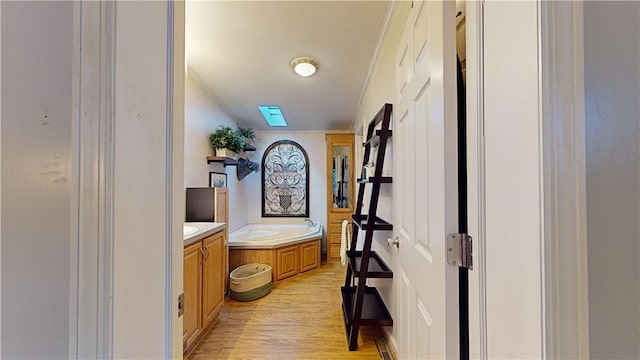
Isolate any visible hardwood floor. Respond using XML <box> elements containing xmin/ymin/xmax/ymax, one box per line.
<box><xmin>189</xmin><ymin>261</ymin><xmax>385</xmax><ymax>359</ymax></box>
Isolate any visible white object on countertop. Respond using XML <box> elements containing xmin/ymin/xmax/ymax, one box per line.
<box><xmin>340</xmin><ymin>220</ymin><xmax>349</xmax><ymax>265</ymax></box>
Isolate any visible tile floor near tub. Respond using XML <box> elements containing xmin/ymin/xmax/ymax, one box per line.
<box><xmin>189</xmin><ymin>260</ymin><xmax>386</xmax><ymax>360</ymax></box>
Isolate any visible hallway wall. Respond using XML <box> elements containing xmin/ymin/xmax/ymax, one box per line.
<box><xmin>351</xmin><ymin>1</ymin><xmax>410</xmax><ymax>349</ymax></box>
<box><xmin>0</xmin><ymin>2</ymin><xmax>73</xmax><ymax>357</ymax></box>
<box><xmin>584</xmin><ymin>2</ymin><xmax>640</xmax><ymax>358</ymax></box>
<box><xmin>184</xmin><ymin>73</ymin><xmax>248</xmax><ymax>232</ymax></box>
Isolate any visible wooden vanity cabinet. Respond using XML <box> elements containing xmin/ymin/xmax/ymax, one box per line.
<box><xmin>183</xmin><ymin>229</ymin><xmax>226</xmax><ymax>355</ymax></box>
<box><xmin>183</xmin><ymin>242</ymin><xmax>202</xmax><ymax>350</ymax></box>
<box><xmin>201</xmin><ymin>231</ymin><xmax>225</xmax><ymax>326</ymax></box>
<box><xmin>326</xmin><ymin>133</ymin><xmax>355</xmax><ymax>262</ymax></box>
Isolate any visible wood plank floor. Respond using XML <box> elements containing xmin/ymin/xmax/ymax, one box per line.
<box><xmin>188</xmin><ymin>261</ymin><xmax>384</xmax><ymax>360</ymax></box>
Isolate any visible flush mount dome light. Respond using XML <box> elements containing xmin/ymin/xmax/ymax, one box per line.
<box><xmin>291</xmin><ymin>56</ymin><xmax>318</xmax><ymax>77</ymax></box>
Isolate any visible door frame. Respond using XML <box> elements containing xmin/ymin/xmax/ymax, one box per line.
<box><xmin>70</xmin><ymin>2</ymin><xmax>185</xmax><ymax>358</ymax></box>
<box><xmin>539</xmin><ymin>2</ymin><xmax>589</xmax><ymax>358</ymax></box>
<box><xmin>466</xmin><ymin>1</ymin><xmax>589</xmax><ymax>358</ymax></box>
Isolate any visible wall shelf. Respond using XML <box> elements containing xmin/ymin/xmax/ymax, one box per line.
<box><xmin>207</xmin><ymin>145</ymin><xmax>255</xmax><ymax>167</ymax></box>
<box><xmin>341</xmin><ymin>286</ymin><xmax>393</xmax><ymax>327</ymax></box>
<box><xmin>206</xmin><ymin>156</ymin><xmax>238</xmax><ymax>166</ymax></box>
<box><xmin>347</xmin><ymin>250</ymin><xmax>393</xmax><ymax>278</ymax></box>
<box><xmin>351</xmin><ymin>214</ymin><xmax>393</xmax><ymax>231</ymax></box>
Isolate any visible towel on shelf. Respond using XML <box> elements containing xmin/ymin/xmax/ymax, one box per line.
<box><xmin>340</xmin><ymin>219</ymin><xmax>349</xmax><ymax>265</ymax></box>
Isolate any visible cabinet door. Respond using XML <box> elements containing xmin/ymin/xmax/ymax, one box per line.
<box><xmin>202</xmin><ymin>231</ymin><xmax>225</xmax><ymax>327</ymax></box>
<box><xmin>276</xmin><ymin>245</ymin><xmax>300</xmax><ymax>281</ymax></box>
<box><xmin>183</xmin><ymin>242</ymin><xmax>202</xmax><ymax>349</ymax></box>
<box><xmin>300</xmin><ymin>240</ymin><xmax>319</xmax><ymax>272</ymax></box>
<box><xmin>214</xmin><ymin>188</ymin><xmax>230</xmax><ymax>292</ymax></box>
<box><xmin>326</xmin><ymin>133</ymin><xmax>355</xmax><ymax>262</ymax></box>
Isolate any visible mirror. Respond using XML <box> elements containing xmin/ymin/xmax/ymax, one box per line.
<box><xmin>331</xmin><ymin>145</ymin><xmax>350</xmax><ymax>208</ymax></box>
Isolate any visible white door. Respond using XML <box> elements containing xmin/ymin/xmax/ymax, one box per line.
<box><xmin>394</xmin><ymin>1</ymin><xmax>459</xmax><ymax>358</ymax></box>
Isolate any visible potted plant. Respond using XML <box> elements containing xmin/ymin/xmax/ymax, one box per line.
<box><xmin>209</xmin><ymin>125</ymin><xmax>245</xmax><ymax>159</ymax></box>
<box><xmin>236</xmin><ymin>126</ymin><xmax>256</xmax><ymax>145</ymax></box>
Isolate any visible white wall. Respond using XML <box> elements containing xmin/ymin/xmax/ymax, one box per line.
<box><xmin>350</xmin><ymin>1</ymin><xmax>410</xmax><ymax>349</ymax></box>
<box><xmin>1</xmin><ymin>2</ymin><xmax>72</xmax><ymax>358</ymax></box>
<box><xmin>584</xmin><ymin>2</ymin><xmax>640</xmax><ymax>358</ymax></box>
<box><xmin>245</xmin><ymin>131</ymin><xmax>327</xmax><ymax>247</ymax></box>
<box><xmin>184</xmin><ymin>73</ymin><xmax>248</xmax><ymax>232</ymax></box>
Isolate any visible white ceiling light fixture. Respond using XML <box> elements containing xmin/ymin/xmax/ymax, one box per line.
<box><xmin>291</xmin><ymin>56</ymin><xmax>318</xmax><ymax>77</ymax></box>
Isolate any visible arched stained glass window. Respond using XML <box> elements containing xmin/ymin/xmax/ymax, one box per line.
<box><xmin>261</xmin><ymin>140</ymin><xmax>309</xmax><ymax>217</ymax></box>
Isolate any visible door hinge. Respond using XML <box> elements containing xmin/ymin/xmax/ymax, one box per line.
<box><xmin>447</xmin><ymin>233</ymin><xmax>473</xmax><ymax>270</ymax></box>
<box><xmin>177</xmin><ymin>293</ymin><xmax>184</xmax><ymax>317</ymax></box>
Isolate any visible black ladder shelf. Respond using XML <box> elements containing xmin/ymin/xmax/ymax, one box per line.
<box><xmin>342</xmin><ymin>103</ymin><xmax>394</xmax><ymax>351</ymax></box>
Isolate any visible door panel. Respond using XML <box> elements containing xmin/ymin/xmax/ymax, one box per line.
<box><xmin>413</xmin><ymin>0</ymin><xmax>428</xmax><ymax>66</ymax></box>
<box><xmin>183</xmin><ymin>243</ymin><xmax>202</xmax><ymax>349</ymax></box>
<box><xmin>202</xmin><ymin>232</ymin><xmax>224</xmax><ymax>327</ymax></box>
<box><xmin>398</xmin><ymin>269</ymin><xmax>412</xmax><ymax>357</ymax></box>
<box><xmin>394</xmin><ymin>1</ymin><xmax>457</xmax><ymax>358</ymax></box>
<box><xmin>416</xmin><ymin>297</ymin><xmax>433</xmax><ymax>358</ymax></box>
<box><xmin>415</xmin><ymin>84</ymin><xmax>432</xmax><ymax>259</ymax></box>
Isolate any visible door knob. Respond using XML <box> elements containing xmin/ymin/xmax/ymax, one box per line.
<box><xmin>386</xmin><ymin>236</ymin><xmax>400</xmax><ymax>248</ymax></box>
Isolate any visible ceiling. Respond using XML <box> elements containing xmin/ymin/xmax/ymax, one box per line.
<box><xmin>185</xmin><ymin>1</ymin><xmax>391</xmax><ymax>131</ymax></box>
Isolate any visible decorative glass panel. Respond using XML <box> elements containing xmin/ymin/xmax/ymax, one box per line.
<box><xmin>262</xmin><ymin>140</ymin><xmax>309</xmax><ymax>217</ymax></box>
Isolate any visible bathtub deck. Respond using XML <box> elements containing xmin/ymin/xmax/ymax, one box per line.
<box><xmin>188</xmin><ymin>260</ymin><xmax>387</xmax><ymax>360</ymax></box>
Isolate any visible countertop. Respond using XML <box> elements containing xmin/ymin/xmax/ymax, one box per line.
<box><xmin>183</xmin><ymin>222</ymin><xmax>226</xmax><ymax>247</ymax></box>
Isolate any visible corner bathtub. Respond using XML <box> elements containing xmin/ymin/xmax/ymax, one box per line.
<box><xmin>229</xmin><ymin>223</ymin><xmax>323</xmax><ymax>282</ymax></box>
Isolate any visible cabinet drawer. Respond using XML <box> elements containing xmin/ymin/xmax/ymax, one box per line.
<box><xmin>327</xmin><ymin>232</ymin><xmax>342</xmax><ymax>244</ymax></box>
<box><xmin>327</xmin><ymin>243</ymin><xmax>342</xmax><ymax>261</ymax></box>
<box><xmin>328</xmin><ymin>222</ymin><xmax>343</xmax><ymax>236</ymax></box>
<box><xmin>328</xmin><ymin>212</ymin><xmax>351</xmax><ymax>224</ymax></box>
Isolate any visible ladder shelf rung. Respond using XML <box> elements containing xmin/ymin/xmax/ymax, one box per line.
<box><xmin>347</xmin><ymin>250</ymin><xmax>393</xmax><ymax>278</ymax></box>
<box><xmin>363</xmin><ymin>130</ymin><xmax>393</xmax><ymax>148</ymax></box>
<box><xmin>357</xmin><ymin>176</ymin><xmax>392</xmax><ymax>184</ymax></box>
<box><xmin>341</xmin><ymin>286</ymin><xmax>393</xmax><ymax>327</ymax></box>
<box><xmin>351</xmin><ymin>214</ymin><xmax>393</xmax><ymax>231</ymax></box>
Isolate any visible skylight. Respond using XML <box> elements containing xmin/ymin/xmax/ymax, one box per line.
<box><xmin>258</xmin><ymin>105</ymin><xmax>287</xmax><ymax>127</ymax></box>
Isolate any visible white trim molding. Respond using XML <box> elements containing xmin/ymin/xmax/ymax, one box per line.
<box><xmin>465</xmin><ymin>1</ymin><xmax>488</xmax><ymax>358</ymax></box>
<box><xmin>70</xmin><ymin>1</ymin><xmax>116</xmax><ymax>358</ymax></box>
<box><xmin>167</xmin><ymin>1</ymin><xmax>186</xmax><ymax>359</ymax></box>
<box><xmin>540</xmin><ymin>1</ymin><xmax>590</xmax><ymax>359</ymax></box>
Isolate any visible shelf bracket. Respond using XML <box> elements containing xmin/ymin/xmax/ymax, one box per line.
<box><xmin>447</xmin><ymin>233</ymin><xmax>473</xmax><ymax>270</ymax></box>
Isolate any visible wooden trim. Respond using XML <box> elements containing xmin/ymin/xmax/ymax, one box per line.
<box><xmin>214</xmin><ymin>187</ymin><xmax>228</xmax><ymax>223</ymax></box>
<box><xmin>540</xmin><ymin>2</ymin><xmax>589</xmax><ymax>358</ymax></box>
